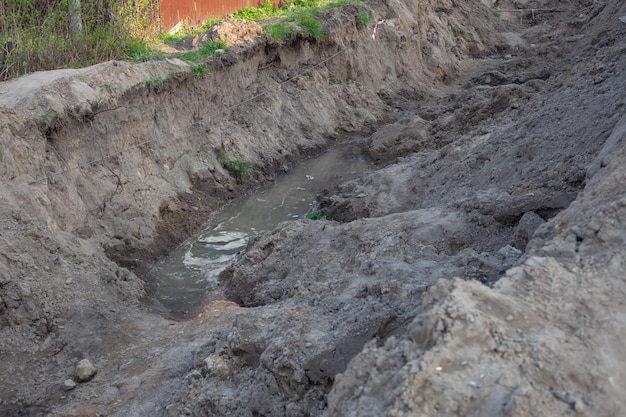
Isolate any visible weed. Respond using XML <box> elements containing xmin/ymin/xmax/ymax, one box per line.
<box><xmin>356</xmin><ymin>12</ymin><xmax>370</xmax><ymax>30</ymax></box>
<box><xmin>40</xmin><ymin>112</ymin><xmax>58</xmax><ymax>120</ymax></box>
<box><xmin>173</xmin><ymin>40</ymin><xmax>227</xmax><ymax>62</ymax></box>
<box><xmin>1</xmin><ymin>0</ymin><xmax>160</xmax><ymax>80</ymax></box>
<box><xmin>265</xmin><ymin>22</ymin><xmax>297</xmax><ymax>41</ymax></box>
<box><xmin>228</xmin><ymin>159</ymin><xmax>249</xmax><ymax>176</ymax></box>
<box><xmin>307</xmin><ymin>210</ymin><xmax>326</xmax><ymax>220</ymax></box>
<box><xmin>125</xmin><ymin>38</ymin><xmax>162</xmax><ymax>62</ymax></box>
<box><xmin>218</xmin><ymin>148</ymin><xmax>250</xmax><ymax>182</ymax></box>
<box><xmin>491</xmin><ymin>10</ymin><xmax>501</xmax><ymax>18</ymax></box>
<box><xmin>264</xmin><ymin>10</ymin><xmax>323</xmax><ymax>41</ymax></box>
<box><xmin>296</xmin><ymin>13</ymin><xmax>323</xmax><ymax>40</ymax></box>
<box><xmin>190</xmin><ymin>63</ymin><xmax>208</xmax><ymax>78</ymax></box>
<box><xmin>141</xmin><ymin>76</ymin><xmax>165</xmax><ymax>87</ymax></box>
<box><xmin>234</xmin><ymin>0</ymin><xmax>280</xmax><ymax>21</ymax></box>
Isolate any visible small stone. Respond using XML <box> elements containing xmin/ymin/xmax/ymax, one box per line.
<box><xmin>63</xmin><ymin>379</ymin><xmax>77</xmax><ymax>391</ymax></box>
<box><xmin>506</xmin><ymin>315</ymin><xmax>514</xmax><ymax>321</ymax></box>
<box><xmin>573</xmin><ymin>399</ymin><xmax>585</xmax><ymax>413</ymax></box>
<box><xmin>76</xmin><ymin>359</ymin><xmax>97</xmax><ymax>381</ymax></box>
<box><xmin>185</xmin><ymin>370</ymin><xmax>203</xmax><ymax>381</ymax></box>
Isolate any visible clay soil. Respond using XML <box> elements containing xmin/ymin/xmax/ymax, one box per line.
<box><xmin>0</xmin><ymin>0</ymin><xmax>625</xmax><ymax>416</ymax></box>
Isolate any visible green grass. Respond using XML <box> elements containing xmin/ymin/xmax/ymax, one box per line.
<box><xmin>356</xmin><ymin>12</ymin><xmax>370</xmax><ymax>30</ymax></box>
<box><xmin>190</xmin><ymin>63</ymin><xmax>208</xmax><ymax>78</ymax></box>
<box><xmin>296</xmin><ymin>13</ymin><xmax>323</xmax><ymax>40</ymax></box>
<box><xmin>159</xmin><ymin>18</ymin><xmax>221</xmax><ymax>45</ymax></box>
<box><xmin>1</xmin><ymin>0</ymin><xmax>362</xmax><ymax>80</ymax></box>
<box><xmin>0</xmin><ymin>0</ymin><xmax>160</xmax><ymax>80</ymax></box>
<box><xmin>233</xmin><ymin>0</ymin><xmax>366</xmax><ymax>42</ymax></box>
<box><xmin>40</xmin><ymin>112</ymin><xmax>58</xmax><ymax>120</ymax></box>
<box><xmin>125</xmin><ymin>38</ymin><xmax>226</xmax><ymax>64</ymax></box>
<box><xmin>265</xmin><ymin>22</ymin><xmax>297</xmax><ymax>41</ymax></box>
<box><xmin>263</xmin><ymin>11</ymin><xmax>323</xmax><ymax>41</ymax></box>
<box><xmin>233</xmin><ymin>0</ymin><xmax>281</xmax><ymax>21</ymax></box>
<box><xmin>491</xmin><ymin>10</ymin><xmax>501</xmax><ymax>18</ymax></box>
<box><xmin>173</xmin><ymin>40</ymin><xmax>226</xmax><ymax>62</ymax></box>
<box><xmin>218</xmin><ymin>148</ymin><xmax>250</xmax><ymax>182</ymax></box>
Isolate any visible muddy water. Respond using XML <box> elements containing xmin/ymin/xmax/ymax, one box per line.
<box><xmin>149</xmin><ymin>139</ymin><xmax>372</xmax><ymax>316</ymax></box>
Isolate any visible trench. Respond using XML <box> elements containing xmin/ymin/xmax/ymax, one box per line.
<box><xmin>147</xmin><ymin>138</ymin><xmax>372</xmax><ymax>317</ymax></box>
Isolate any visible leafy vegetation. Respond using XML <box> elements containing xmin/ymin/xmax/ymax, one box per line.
<box><xmin>190</xmin><ymin>63</ymin><xmax>208</xmax><ymax>78</ymax></box>
<box><xmin>173</xmin><ymin>40</ymin><xmax>226</xmax><ymax>62</ymax></box>
<box><xmin>218</xmin><ymin>148</ymin><xmax>250</xmax><ymax>183</ymax></box>
<box><xmin>265</xmin><ymin>22</ymin><xmax>297</xmax><ymax>41</ymax></box>
<box><xmin>491</xmin><ymin>10</ymin><xmax>501</xmax><ymax>18</ymax></box>
<box><xmin>307</xmin><ymin>210</ymin><xmax>327</xmax><ymax>220</ymax></box>
<box><xmin>356</xmin><ymin>12</ymin><xmax>370</xmax><ymax>30</ymax></box>
<box><xmin>159</xmin><ymin>19</ymin><xmax>220</xmax><ymax>46</ymax></box>
<box><xmin>0</xmin><ymin>0</ymin><xmax>160</xmax><ymax>80</ymax></box>
<box><xmin>233</xmin><ymin>0</ymin><xmax>281</xmax><ymax>21</ymax></box>
<box><xmin>234</xmin><ymin>0</ymin><xmax>365</xmax><ymax>42</ymax></box>
<box><xmin>0</xmin><ymin>0</ymin><xmax>366</xmax><ymax>80</ymax></box>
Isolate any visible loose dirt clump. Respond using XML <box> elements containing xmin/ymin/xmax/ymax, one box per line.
<box><xmin>0</xmin><ymin>0</ymin><xmax>625</xmax><ymax>415</ymax></box>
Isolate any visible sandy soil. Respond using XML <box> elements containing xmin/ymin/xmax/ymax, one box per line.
<box><xmin>0</xmin><ymin>0</ymin><xmax>624</xmax><ymax>415</ymax></box>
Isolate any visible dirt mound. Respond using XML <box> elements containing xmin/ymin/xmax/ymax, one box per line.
<box><xmin>0</xmin><ymin>0</ymin><xmax>624</xmax><ymax>415</ymax></box>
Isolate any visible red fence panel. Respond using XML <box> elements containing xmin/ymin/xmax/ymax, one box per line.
<box><xmin>161</xmin><ymin>0</ymin><xmax>268</xmax><ymax>30</ymax></box>
<box><xmin>161</xmin><ymin>0</ymin><xmax>196</xmax><ymax>29</ymax></box>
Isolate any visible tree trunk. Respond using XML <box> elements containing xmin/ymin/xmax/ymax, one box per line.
<box><xmin>69</xmin><ymin>0</ymin><xmax>83</xmax><ymax>39</ymax></box>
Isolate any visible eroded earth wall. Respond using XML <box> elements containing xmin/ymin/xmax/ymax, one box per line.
<box><xmin>0</xmin><ymin>0</ymin><xmax>624</xmax><ymax>415</ymax></box>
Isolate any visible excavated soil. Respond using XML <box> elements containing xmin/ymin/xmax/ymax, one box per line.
<box><xmin>0</xmin><ymin>0</ymin><xmax>625</xmax><ymax>415</ymax></box>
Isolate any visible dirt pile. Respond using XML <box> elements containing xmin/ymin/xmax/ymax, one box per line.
<box><xmin>0</xmin><ymin>0</ymin><xmax>624</xmax><ymax>415</ymax></box>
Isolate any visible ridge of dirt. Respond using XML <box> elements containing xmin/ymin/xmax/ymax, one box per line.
<box><xmin>0</xmin><ymin>0</ymin><xmax>624</xmax><ymax>415</ymax></box>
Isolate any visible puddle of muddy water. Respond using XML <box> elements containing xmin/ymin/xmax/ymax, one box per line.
<box><xmin>148</xmin><ymin>139</ymin><xmax>372</xmax><ymax>317</ymax></box>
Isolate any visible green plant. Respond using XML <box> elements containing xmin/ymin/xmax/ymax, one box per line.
<box><xmin>296</xmin><ymin>13</ymin><xmax>323</xmax><ymax>40</ymax></box>
<box><xmin>125</xmin><ymin>38</ymin><xmax>161</xmax><ymax>62</ymax></box>
<box><xmin>218</xmin><ymin>148</ymin><xmax>250</xmax><ymax>182</ymax></box>
<box><xmin>141</xmin><ymin>76</ymin><xmax>165</xmax><ymax>87</ymax></box>
<box><xmin>491</xmin><ymin>10</ymin><xmax>501</xmax><ymax>18</ymax></box>
<box><xmin>356</xmin><ymin>12</ymin><xmax>370</xmax><ymax>30</ymax></box>
<box><xmin>307</xmin><ymin>210</ymin><xmax>326</xmax><ymax>220</ymax></box>
<box><xmin>233</xmin><ymin>0</ymin><xmax>281</xmax><ymax>21</ymax></box>
<box><xmin>265</xmin><ymin>22</ymin><xmax>297</xmax><ymax>41</ymax></box>
<box><xmin>40</xmin><ymin>112</ymin><xmax>58</xmax><ymax>120</ymax></box>
<box><xmin>0</xmin><ymin>0</ymin><xmax>160</xmax><ymax>80</ymax></box>
<box><xmin>190</xmin><ymin>63</ymin><xmax>208</xmax><ymax>78</ymax></box>
<box><xmin>173</xmin><ymin>40</ymin><xmax>227</xmax><ymax>62</ymax></box>
<box><xmin>228</xmin><ymin>159</ymin><xmax>249</xmax><ymax>175</ymax></box>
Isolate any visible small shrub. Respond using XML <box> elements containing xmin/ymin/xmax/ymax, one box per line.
<box><xmin>356</xmin><ymin>13</ymin><xmax>369</xmax><ymax>30</ymax></box>
<box><xmin>228</xmin><ymin>159</ymin><xmax>249</xmax><ymax>176</ymax></box>
<box><xmin>491</xmin><ymin>10</ymin><xmax>501</xmax><ymax>18</ymax></box>
<box><xmin>307</xmin><ymin>210</ymin><xmax>326</xmax><ymax>220</ymax></box>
